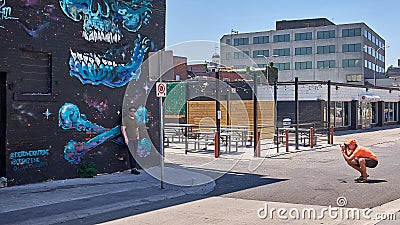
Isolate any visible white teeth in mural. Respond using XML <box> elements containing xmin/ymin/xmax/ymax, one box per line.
<box><xmin>82</xmin><ymin>30</ymin><xmax>123</xmax><ymax>44</ymax></box>
<box><xmin>105</xmin><ymin>33</ymin><xmax>111</xmax><ymax>43</ymax></box>
<box><xmin>77</xmin><ymin>53</ymin><xmax>83</xmax><ymax>61</ymax></box>
<box><xmin>83</xmin><ymin>55</ymin><xmax>89</xmax><ymax>64</ymax></box>
<box><xmin>93</xmin><ymin>31</ymin><xmax>98</xmax><ymax>41</ymax></box>
<box><xmin>70</xmin><ymin>49</ymin><xmax>122</xmax><ymax>68</ymax></box>
<box><xmin>95</xmin><ymin>56</ymin><xmax>101</xmax><ymax>66</ymax></box>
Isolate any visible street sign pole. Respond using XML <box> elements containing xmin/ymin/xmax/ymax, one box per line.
<box><xmin>157</xmin><ymin>51</ymin><xmax>165</xmax><ymax>189</ymax></box>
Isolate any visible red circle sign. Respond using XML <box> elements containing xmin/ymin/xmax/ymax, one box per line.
<box><xmin>158</xmin><ymin>84</ymin><xmax>165</xmax><ymax>93</ymax></box>
<box><xmin>157</xmin><ymin>83</ymin><xmax>166</xmax><ymax>97</ymax></box>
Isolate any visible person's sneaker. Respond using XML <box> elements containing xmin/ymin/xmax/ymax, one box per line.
<box><xmin>131</xmin><ymin>168</ymin><xmax>140</xmax><ymax>175</ymax></box>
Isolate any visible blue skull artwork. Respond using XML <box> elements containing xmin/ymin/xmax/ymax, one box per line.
<box><xmin>59</xmin><ymin>0</ymin><xmax>153</xmax><ymax>88</ymax></box>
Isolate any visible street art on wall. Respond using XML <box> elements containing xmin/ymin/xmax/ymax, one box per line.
<box><xmin>58</xmin><ymin>103</ymin><xmax>151</xmax><ymax>163</ymax></box>
<box><xmin>59</xmin><ymin>0</ymin><xmax>153</xmax><ymax>88</ymax></box>
<box><xmin>10</xmin><ymin>149</ymin><xmax>50</xmax><ymax>172</ymax></box>
<box><xmin>0</xmin><ymin>0</ymin><xmax>18</xmax><ymax>29</ymax></box>
<box><xmin>59</xmin><ymin>103</ymin><xmax>123</xmax><ymax>164</ymax></box>
<box><xmin>83</xmin><ymin>93</ymin><xmax>109</xmax><ymax>113</ymax></box>
<box><xmin>11</xmin><ymin>104</ymin><xmax>37</xmax><ymax>124</ymax></box>
<box><xmin>137</xmin><ymin>138</ymin><xmax>151</xmax><ymax>158</ymax></box>
<box><xmin>136</xmin><ymin>105</ymin><xmax>149</xmax><ymax>125</ymax></box>
<box><xmin>0</xmin><ymin>0</ymin><xmax>164</xmax><ymax>185</ymax></box>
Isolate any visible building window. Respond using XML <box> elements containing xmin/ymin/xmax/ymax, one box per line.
<box><xmin>275</xmin><ymin>62</ymin><xmax>290</xmax><ymax>70</ymax></box>
<box><xmin>295</xmin><ymin>61</ymin><xmax>312</xmax><ymax>70</ymax></box>
<box><xmin>273</xmin><ymin>48</ymin><xmax>290</xmax><ymax>56</ymax></box>
<box><xmin>253</xmin><ymin>50</ymin><xmax>269</xmax><ymax>58</ymax></box>
<box><xmin>317</xmin><ymin>30</ymin><xmax>335</xmax><ymax>39</ymax></box>
<box><xmin>317</xmin><ymin>60</ymin><xmax>336</xmax><ymax>69</ymax></box>
<box><xmin>273</xmin><ymin>34</ymin><xmax>290</xmax><ymax>43</ymax></box>
<box><xmin>364</xmin><ymin>29</ymin><xmax>368</xmax><ymax>39</ymax></box>
<box><xmin>257</xmin><ymin>64</ymin><xmax>268</xmax><ymax>68</ymax></box>
<box><xmin>342</xmin><ymin>59</ymin><xmax>361</xmax><ymax>68</ymax></box>
<box><xmin>385</xmin><ymin>102</ymin><xmax>398</xmax><ymax>122</ymax></box>
<box><xmin>346</xmin><ymin>74</ymin><xmax>362</xmax><ymax>82</ymax></box>
<box><xmin>342</xmin><ymin>28</ymin><xmax>361</xmax><ymax>37</ymax></box>
<box><xmin>234</xmin><ymin>51</ymin><xmax>249</xmax><ymax>59</ymax></box>
<box><xmin>317</xmin><ymin>45</ymin><xmax>335</xmax><ymax>54</ymax></box>
<box><xmin>342</xmin><ymin>43</ymin><xmax>361</xmax><ymax>52</ymax></box>
<box><xmin>371</xmin><ymin>102</ymin><xmax>377</xmax><ymax>124</ymax></box>
<box><xmin>226</xmin><ymin>39</ymin><xmax>231</xmax><ymax>45</ymax></box>
<box><xmin>330</xmin><ymin>101</ymin><xmax>350</xmax><ymax>127</ymax></box>
<box><xmin>295</xmin><ymin>47</ymin><xmax>312</xmax><ymax>55</ymax></box>
<box><xmin>295</xmin><ymin>32</ymin><xmax>312</xmax><ymax>41</ymax></box>
<box><xmin>234</xmin><ymin>38</ymin><xmax>249</xmax><ymax>46</ymax></box>
<box><xmin>233</xmin><ymin>65</ymin><xmax>246</xmax><ymax>69</ymax></box>
<box><xmin>19</xmin><ymin>50</ymin><xmax>53</xmax><ymax>95</ymax></box>
<box><xmin>253</xmin><ymin>36</ymin><xmax>269</xmax><ymax>44</ymax></box>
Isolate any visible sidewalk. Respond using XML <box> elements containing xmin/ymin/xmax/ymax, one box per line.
<box><xmin>0</xmin><ymin>167</ymin><xmax>215</xmax><ymax>225</ymax></box>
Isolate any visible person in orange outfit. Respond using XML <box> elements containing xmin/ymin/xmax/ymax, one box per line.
<box><xmin>341</xmin><ymin>139</ymin><xmax>378</xmax><ymax>183</ymax></box>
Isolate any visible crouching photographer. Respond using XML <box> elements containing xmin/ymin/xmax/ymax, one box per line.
<box><xmin>340</xmin><ymin>139</ymin><xmax>379</xmax><ymax>183</ymax></box>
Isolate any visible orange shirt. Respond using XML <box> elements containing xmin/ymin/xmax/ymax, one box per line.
<box><xmin>351</xmin><ymin>145</ymin><xmax>378</xmax><ymax>161</ymax></box>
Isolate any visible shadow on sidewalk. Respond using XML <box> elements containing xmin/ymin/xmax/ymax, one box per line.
<box><xmin>59</xmin><ymin>165</ymin><xmax>287</xmax><ymax>225</ymax></box>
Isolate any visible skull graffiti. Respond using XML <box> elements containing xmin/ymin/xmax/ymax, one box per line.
<box><xmin>59</xmin><ymin>0</ymin><xmax>153</xmax><ymax>43</ymax></box>
<box><xmin>59</xmin><ymin>0</ymin><xmax>153</xmax><ymax>88</ymax></box>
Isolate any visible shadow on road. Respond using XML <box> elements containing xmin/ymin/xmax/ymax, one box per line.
<box><xmin>363</xmin><ymin>179</ymin><xmax>388</xmax><ymax>184</ymax></box>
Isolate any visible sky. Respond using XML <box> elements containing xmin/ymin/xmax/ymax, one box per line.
<box><xmin>165</xmin><ymin>0</ymin><xmax>400</xmax><ymax>67</ymax></box>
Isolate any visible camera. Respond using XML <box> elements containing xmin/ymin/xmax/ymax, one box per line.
<box><xmin>340</xmin><ymin>143</ymin><xmax>348</xmax><ymax>148</ymax></box>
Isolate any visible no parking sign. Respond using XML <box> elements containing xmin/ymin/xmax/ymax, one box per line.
<box><xmin>156</xmin><ymin>82</ymin><xmax>167</xmax><ymax>97</ymax></box>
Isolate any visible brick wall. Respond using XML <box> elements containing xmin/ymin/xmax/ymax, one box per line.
<box><xmin>0</xmin><ymin>0</ymin><xmax>166</xmax><ymax>185</ymax></box>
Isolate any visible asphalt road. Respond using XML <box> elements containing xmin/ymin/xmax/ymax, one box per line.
<box><xmin>58</xmin><ymin>128</ymin><xmax>400</xmax><ymax>224</ymax></box>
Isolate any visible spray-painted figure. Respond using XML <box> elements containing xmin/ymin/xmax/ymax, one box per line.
<box><xmin>59</xmin><ymin>0</ymin><xmax>153</xmax><ymax>88</ymax></box>
<box><xmin>135</xmin><ymin>105</ymin><xmax>149</xmax><ymax>125</ymax></box>
<box><xmin>137</xmin><ymin>138</ymin><xmax>151</xmax><ymax>158</ymax></box>
<box><xmin>59</xmin><ymin>103</ymin><xmax>122</xmax><ymax>164</ymax></box>
<box><xmin>0</xmin><ymin>0</ymin><xmax>18</xmax><ymax>29</ymax></box>
<box><xmin>59</xmin><ymin>103</ymin><xmax>151</xmax><ymax>164</ymax></box>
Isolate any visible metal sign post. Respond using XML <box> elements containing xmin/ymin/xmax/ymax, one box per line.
<box><xmin>156</xmin><ymin>52</ymin><xmax>165</xmax><ymax>189</ymax></box>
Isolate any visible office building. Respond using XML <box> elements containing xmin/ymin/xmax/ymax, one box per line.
<box><xmin>220</xmin><ymin>18</ymin><xmax>387</xmax><ymax>85</ymax></box>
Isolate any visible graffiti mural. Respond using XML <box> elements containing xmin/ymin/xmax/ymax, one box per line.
<box><xmin>136</xmin><ymin>105</ymin><xmax>149</xmax><ymax>125</ymax></box>
<box><xmin>137</xmin><ymin>138</ymin><xmax>151</xmax><ymax>158</ymax></box>
<box><xmin>11</xmin><ymin>104</ymin><xmax>37</xmax><ymax>124</ymax></box>
<box><xmin>0</xmin><ymin>0</ymin><xmax>18</xmax><ymax>29</ymax></box>
<box><xmin>10</xmin><ymin>149</ymin><xmax>50</xmax><ymax>172</ymax></box>
<box><xmin>83</xmin><ymin>93</ymin><xmax>109</xmax><ymax>113</ymax></box>
<box><xmin>0</xmin><ymin>0</ymin><xmax>165</xmax><ymax>185</ymax></box>
<box><xmin>18</xmin><ymin>21</ymin><xmax>50</xmax><ymax>38</ymax></box>
<box><xmin>60</xmin><ymin>0</ymin><xmax>153</xmax><ymax>88</ymax></box>
<box><xmin>59</xmin><ymin>103</ymin><xmax>125</xmax><ymax>164</ymax></box>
